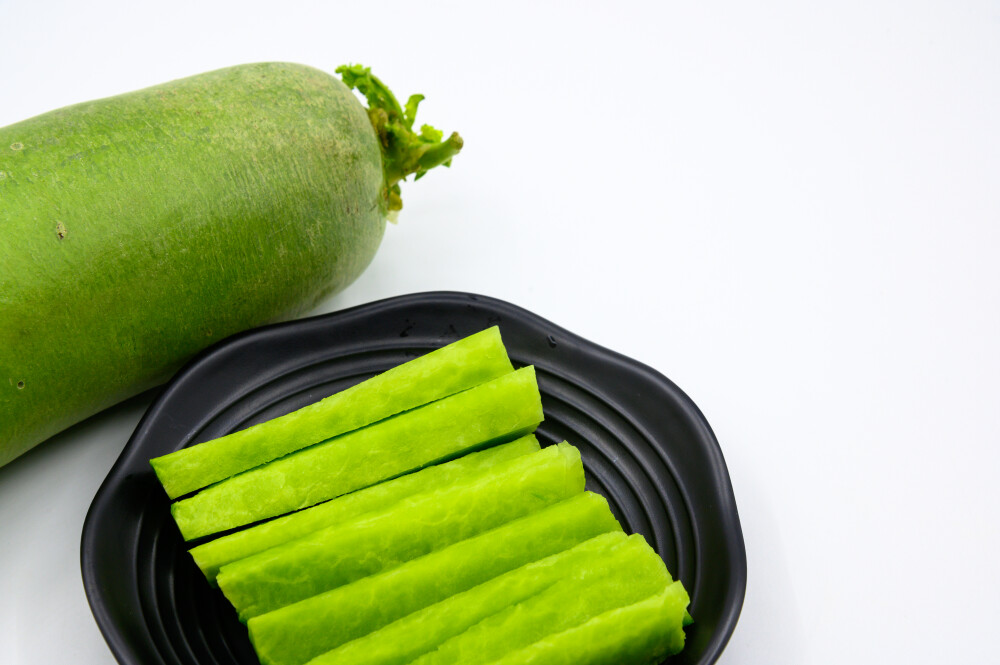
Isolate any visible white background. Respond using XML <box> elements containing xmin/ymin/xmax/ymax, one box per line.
<box><xmin>1</xmin><ymin>1</ymin><xmax>998</xmax><ymax>663</ymax></box>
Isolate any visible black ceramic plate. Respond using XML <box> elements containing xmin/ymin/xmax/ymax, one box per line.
<box><xmin>81</xmin><ymin>291</ymin><xmax>746</xmax><ymax>665</ymax></box>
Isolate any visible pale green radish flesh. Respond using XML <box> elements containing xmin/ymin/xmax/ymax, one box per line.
<box><xmin>407</xmin><ymin>534</ymin><xmax>672</xmax><ymax>665</ymax></box>
<box><xmin>247</xmin><ymin>492</ymin><xmax>622</xmax><ymax>665</ymax></box>
<box><xmin>301</xmin><ymin>532</ymin><xmax>637</xmax><ymax>665</ymax></box>
<box><xmin>171</xmin><ymin>365</ymin><xmax>543</xmax><ymax>540</ymax></box>
<box><xmin>476</xmin><ymin>583</ymin><xmax>690</xmax><ymax>665</ymax></box>
<box><xmin>152</xmin><ymin>326</ymin><xmax>513</xmax><ymax>498</ymax></box>
<box><xmin>219</xmin><ymin>443</ymin><xmax>585</xmax><ymax>621</ymax></box>
<box><xmin>189</xmin><ymin>435</ymin><xmax>540</xmax><ymax>584</ymax></box>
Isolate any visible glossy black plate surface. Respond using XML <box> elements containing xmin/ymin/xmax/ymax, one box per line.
<box><xmin>81</xmin><ymin>291</ymin><xmax>746</xmax><ymax>665</ymax></box>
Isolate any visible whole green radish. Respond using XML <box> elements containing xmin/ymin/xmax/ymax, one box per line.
<box><xmin>0</xmin><ymin>62</ymin><xmax>462</xmax><ymax>467</ymax></box>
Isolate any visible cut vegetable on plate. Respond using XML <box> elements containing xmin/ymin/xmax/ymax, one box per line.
<box><xmin>301</xmin><ymin>532</ymin><xmax>634</xmax><ymax>665</ymax></box>
<box><xmin>152</xmin><ymin>326</ymin><xmax>513</xmax><ymax>499</ymax></box>
<box><xmin>170</xmin><ymin>365</ymin><xmax>543</xmax><ymax>540</ymax></box>
<box><xmin>248</xmin><ymin>493</ymin><xmax>624</xmax><ymax>665</ymax></box>
<box><xmin>406</xmin><ymin>534</ymin><xmax>674</xmax><ymax>665</ymax></box>
<box><xmin>190</xmin><ymin>435</ymin><xmax>541</xmax><ymax>584</ymax></box>
<box><xmin>476</xmin><ymin>582</ymin><xmax>691</xmax><ymax>665</ymax></box>
<box><xmin>218</xmin><ymin>442</ymin><xmax>586</xmax><ymax>621</ymax></box>
<box><xmin>146</xmin><ymin>326</ymin><xmax>694</xmax><ymax>665</ymax></box>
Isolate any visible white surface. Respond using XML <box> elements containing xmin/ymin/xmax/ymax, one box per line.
<box><xmin>1</xmin><ymin>1</ymin><xmax>998</xmax><ymax>663</ymax></box>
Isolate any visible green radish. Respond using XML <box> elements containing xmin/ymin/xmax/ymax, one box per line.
<box><xmin>249</xmin><ymin>493</ymin><xmax>623</xmax><ymax>665</ymax></box>
<box><xmin>0</xmin><ymin>62</ymin><xmax>462</xmax><ymax>467</ymax></box>
<box><xmin>302</xmin><ymin>533</ymin><xmax>634</xmax><ymax>665</ymax></box>
<box><xmin>152</xmin><ymin>326</ymin><xmax>512</xmax><ymax>499</ymax></box>
<box><xmin>189</xmin><ymin>435</ymin><xmax>541</xmax><ymax>585</ymax></box>
<box><xmin>171</xmin><ymin>366</ymin><xmax>543</xmax><ymax>540</ymax></box>
<box><xmin>408</xmin><ymin>536</ymin><xmax>672</xmax><ymax>665</ymax></box>
<box><xmin>218</xmin><ymin>442</ymin><xmax>585</xmax><ymax>621</ymax></box>
<box><xmin>475</xmin><ymin>583</ymin><xmax>690</xmax><ymax>665</ymax></box>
